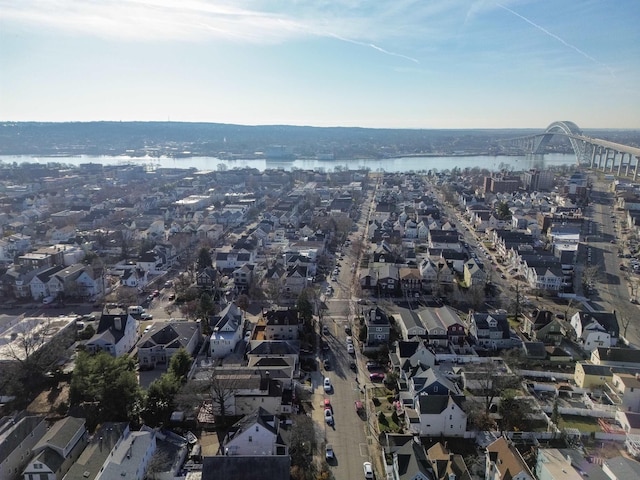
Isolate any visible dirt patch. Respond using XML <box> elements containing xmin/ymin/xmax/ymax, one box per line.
<box><xmin>199</xmin><ymin>430</ymin><xmax>222</xmax><ymax>456</ymax></box>
<box><xmin>26</xmin><ymin>382</ymin><xmax>70</xmax><ymax>417</ymax></box>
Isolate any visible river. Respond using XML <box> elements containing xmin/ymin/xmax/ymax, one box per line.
<box><xmin>0</xmin><ymin>152</ymin><xmax>578</xmax><ymax>173</ymax></box>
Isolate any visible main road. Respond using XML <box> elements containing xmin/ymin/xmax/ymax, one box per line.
<box><xmin>317</xmin><ymin>178</ymin><xmax>379</xmax><ymax>480</ymax></box>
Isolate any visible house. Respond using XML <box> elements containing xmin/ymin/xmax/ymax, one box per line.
<box><xmin>283</xmin><ymin>265</ymin><xmax>309</xmax><ymax>297</ymax></box>
<box><xmin>570</xmin><ymin>311</ymin><xmax>619</xmax><ymax>352</ymax></box>
<box><xmin>209</xmin><ymin>302</ymin><xmax>244</xmax><ymax>359</ymax></box>
<box><xmin>616</xmin><ymin>411</ymin><xmax>640</xmax><ymax>435</ymax></box>
<box><xmin>521</xmin><ymin>310</ymin><xmax>570</xmax><ymax>345</ymax></box>
<box><xmin>365</xmin><ymin>306</ymin><xmax>391</xmax><ymax>346</ymax></box>
<box><xmin>196</xmin><ymin>267</ymin><xmax>220</xmax><ymax>291</ymax></box>
<box><xmin>405</xmin><ymin>395</ymin><xmax>467</xmax><ymax>437</ymax></box>
<box><xmin>535</xmin><ymin>448</ymin><xmax>605</xmax><ymax>480</ymax></box>
<box><xmin>409</xmin><ymin>367</ymin><xmax>462</xmax><ymax>398</ymax></box>
<box><xmin>137</xmin><ymin>320</ymin><xmax>201</xmax><ymax>370</ymax></box>
<box><xmin>485</xmin><ymin>436</ymin><xmax>535</xmax><ymax>480</ymax></box>
<box><xmin>85</xmin><ymin>310</ymin><xmax>138</xmax><ymax>357</ymax></box>
<box><xmin>63</xmin><ymin>422</ymin><xmax>129</xmax><ymax>480</ymax></box>
<box><xmin>573</xmin><ymin>362</ymin><xmax>616</xmax><ymax>389</ymax></box>
<box><xmin>261</xmin><ymin>308</ymin><xmax>300</xmax><ymax>341</ymax></box>
<box><xmin>469</xmin><ymin>311</ymin><xmax>518</xmax><ymax>350</ymax></box>
<box><xmin>0</xmin><ymin>414</ymin><xmax>47</xmax><ymax>480</ymax></box>
<box><xmin>22</xmin><ymin>416</ymin><xmax>88</xmax><ymax>480</ymax></box>
<box><xmin>390</xmin><ymin>306</ymin><xmax>426</xmax><ymax>340</ymax></box>
<box><xmin>200</xmin><ymin>456</ymin><xmax>290</xmax><ymax>480</ymax></box>
<box><xmin>426</xmin><ymin>442</ymin><xmax>472</xmax><ymax>480</ymax></box>
<box><xmin>385</xmin><ymin>435</ymin><xmax>432</xmax><ymax>480</ymax></box>
<box><xmin>604</xmin><ymin>373</ymin><xmax>640</xmax><ymax>413</ymax></box>
<box><xmin>389</xmin><ymin>340</ymin><xmax>436</xmax><ymax>377</ymax></box>
<box><xmin>200</xmin><ymin>368</ymin><xmax>289</xmax><ymax>416</ymax></box>
<box><xmin>602</xmin><ymin>456</ymin><xmax>640</xmax><ymax>480</ymax></box>
<box><xmin>96</xmin><ymin>427</ymin><xmax>157</xmax><ymax>480</ymax></box>
<box><xmin>220</xmin><ymin>407</ymin><xmax>288</xmax><ymax>456</ymax></box>
<box><xmin>591</xmin><ymin>347</ymin><xmax>640</xmax><ymax>367</ymax></box>
<box><xmin>232</xmin><ymin>263</ymin><xmax>255</xmax><ymax>292</ymax></box>
<box><xmin>463</xmin><ymin>258</ymin><xmax>487</xmax><ymax>288</ymax></box>
<box><xmin>419</xmin><ymin>306</ymin><xmax>467</xmax><ymax>348</ymax></box>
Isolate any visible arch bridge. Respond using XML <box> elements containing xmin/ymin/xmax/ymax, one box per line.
<box><xmin>505</xmin><ymin>121</ymin><xmax>640</xmax><ymax>179</ymax></box>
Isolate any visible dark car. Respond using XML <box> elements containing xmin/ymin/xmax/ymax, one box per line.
<box><xmin>344</xmin><ymin>326</ymin><xmax>352</xmax><ymax>335</ymax></box>
<box><xmin>366</xmin><ymin>361</ymin><xmax>382</xmax><ymax>371</ymax></box>
<box><xmin>350</xmin><ymin>362</ymin><xmax>357</xmax><ymax>372</ymax></box>
<box><xmin>323</xmin><ymin>359</ymin><xmax>331</xmax><ymax>370</ymax></box>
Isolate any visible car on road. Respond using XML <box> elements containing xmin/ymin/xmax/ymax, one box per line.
<box><xmin>168</xmin><ymin>293</ymin><xmax>176</xmax><ymax>300</ymax></box>
<box><xmin>350</xmin><ymin>361</ymin><xmax>357</xmax><ymax>372</ymax></box>
<box><xmin>347</xmin><ymin>343</ymin><xmax>355</xmax><ymax>354</ymax></box>
<box><xmin>325</xmin><ymin>444</ymin><xmax>335</xmax><ymax>460</ymax></box>
<box><xmin>344</xmin><ymin>326</ymin><xmax>352</xmax><ymax>335</ymax></box>
<box><xmin>323</xmin><ymin>377</ymin><xmax>332</xmax><ymax>392</ymax></box>
<box><xmin>355</xmin><ymin>400</ymin><xmax>364</xmax><ymax>413</ymax></box>
<box><xmin>324</xmin><ymin>408</ymin><xmax>334</xmax><ymax>425</ymax></box>
<box><xmin>369</xmin><ymin>372</ymin><xmax>385</xmax><ymax>382</ymax></box>
<box><xmin>322</xmin><ymin>325</ymin><xmax>329</xmax><ymax>335</ymax></box>
<box><xmin>323</xmin><ymin>358</ymin><xmax>331</xmax><ymax>370</ymax></box>
<box><xmin>363</xmin><ymin>461</ymin><xmax>374</xmax><ymax>479</ymax></box>
<box><xmin>366</xmin><ymin>361</ymin><xmax>382</xmax><ymax>371</ymax></box>
<box><xmin>346</xmin><ymin>336</ymin><xmax>353</xmax><ymax>344</ymax></box>
<box><xmin>140</xmin><ymin>313</ymin><xmax>153</xmax><ymax>320</ymax></box>
<box><xmin>324</xmin><ymin>398</ymin><xmax>332</xmax><ymax>411</ymax></box>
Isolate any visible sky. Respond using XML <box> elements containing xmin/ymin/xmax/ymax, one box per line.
<box><xmin>1</xmin><ymin>0</ymin><xmax>639</xmax><ymax>129</ymax></box>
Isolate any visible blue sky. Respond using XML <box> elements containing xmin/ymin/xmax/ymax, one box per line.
<box><xmin>1</xmin><ymin>0</ymin><xmax>638</xmax><ymax>129</ymax></box>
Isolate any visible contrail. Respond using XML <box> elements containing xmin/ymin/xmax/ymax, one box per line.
<box><xmin>330</xmin><ymin>34</ymin><xmax>419</xmax><ymax>64</ymax></box>
<box><xmin>497</xmin><ymin>3</ymin><xmax>614</xmax><ymax>75</ymax></box>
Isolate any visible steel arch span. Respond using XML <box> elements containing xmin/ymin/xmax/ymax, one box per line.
<box><xmin>533</xmin><ymin>120</ymin><xmax>587</xmax><ymax>163</ymax></box>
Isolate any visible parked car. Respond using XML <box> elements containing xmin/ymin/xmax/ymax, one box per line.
<box><xmin>323</xmin><ymin>377</ymin><xmax>332</xmax><ymax>392</ymax></box>
<box><xmin>323</xmin><ymin>359</ymin><xmax>331</xmax><ymax>370</ymax></box>
<box><xmin>324</xmin><ymin>398</ymin><xmax>332</xmax><ymax>411</ymax></box>
<box><xmin>325</xmin><ymin>444</ymin><xmax>335</xmax><ymax>460</ymax></box>
<box><xmin>347</xmin><ymin>343</ymin><xmax>355</xmax><ymax>355</ymax></box>
<box><xmin>140</xmin><ymin>313</ymin><xmax>153</xmax><ymax>320</ymax></box>
<box><xmin>366</xmin><ymin>361</ymin><xmax>382</xmax><ymax>371</ymax></box>
<box><xmin>369</xmin><ymin>372</ymin><xmax>385</xmax><ymax>382</ymax></box>
<box><xmin>346</xmin><ymin>336</ymin><xmax>353</xmax><ymax>344</ymax></box>
<box><xmin>324</xmin><ymin>408</ymin><xmax>334</xmax><ymax>425</ymax></box>
<box><xmin>363</xmin><ymin>461</ymin><xmax>374</xmax><ymax>479</ymax></box>
<box><xmin>354</xmin><ymin>400</ymin><xmax>364</xmax><ymax>413</ymax></box>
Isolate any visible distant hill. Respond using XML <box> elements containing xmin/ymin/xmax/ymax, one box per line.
<box><xmin>0</xmin><ymin>121</ymin><xmax>635</xmax><ymax>159</ymax></box>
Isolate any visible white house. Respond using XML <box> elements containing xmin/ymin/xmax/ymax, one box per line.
<box><xmin>405</xmin><ymin>395</ymin><xmax>467</xmax><ymax>437</ymax></box>
<box><xmin>0</xmin><ymin>415</ymin><xmax>47</xmax><ymax>480</ymax></box>
<box><xmin>210</xmin><ymin>302</ymin><xmax>244</xmax><ymax>359</ymax></box>
<box><xmin>85</xmin><ymin>310</ymin><xmax>138</xmax><ymax>357</ymax></box>
<box><xmin>570</xmin><ymin>311</ymin><xmax>618</xmax><ymax>352</ymax></box>
<box><xmin>221</xmin><ymin>407</ymin><xmax>288</xmax><ymax>456</ymax></box>
<box><xmin>605</xmin><ymin>373</ymin><xmax>640</xmax><ymax>413</ymax></box>
<box><xmin>96</xmin><ymin>427</ymin><xmax>157</xmax><ymax>480</ymax></box>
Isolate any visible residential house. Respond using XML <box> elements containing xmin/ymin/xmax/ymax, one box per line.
<box><xmin>535</xmin><ymin>448</ymin><xmax>602</xmax><ymax>480</ymax></box>
<box><xmin>385</xmin><ymin>435</ymin><xmax>432</xmax><ymax>480</ymax></box>
<box><xmin>570</xmin><ymin>311</ymin><xmax>619</xmax><ymax>352</ymax></box>
<box><xmin>196</xmin><ymin>267</ymin><xmax>220</xmax><ymax>292</ymax></box>
<box><xmin>220</xmin><ymin>407</ymin><xmax>288</xmax><ymax>456</ymax></box>
<box><xmin>200</xmin><ymin>456</ymin><xmax>290</xmax><ymax>480</ymax></box>
<box><xmin>405</xmin><ymin>395</ymin><xmax>467</xmax><ymax>437</ymax></box>
<box><xmin>463</xmin><ymin>258</ymin><xmax>487</xmax><ymax>288</ymax></box>
<box><xmin>85</xmin><ymin>310</ymin><xmax>138</xmax><ymax>357</ymax></box>
<box><xmin>573</xmin><ymin>362</ymin><xmax>616</xmax><ymax>389</ymax></box>
<box><xmin>200</xmin><ymin>368</ymin><xmax>289</xmax><ymax>416</ymax></box>
<box><xmin>22</xmin><ymin>416</ymin><xmax>88</xmax><ymax>480</ymax></box>
<box><xmin>602</xmin><ymin>456</ymin><xmax>640</xmax><ymax>480</ymax></box>
<box><xmin>399</xmin><ymin>267</ymin><xmax>423</xmax><ymax>295</ymax></box>
<box><xmin>521</xmin><ymin>310</ymin><xmax>570</xmax><ymax>345</ymax></box>
<box><xmin>232</xmin><ymin>264</ymin><xmax>255</xmax><ymax>293</ymax></box>
<box><xmin>283</xmin><ymin>265</ymin><xmax>309</xmax><ymax>297</ymax></box>
<box><xmin>137</xmin><ymin>320</ymin><xmax>202</xmax><ymax>370</ymax></box>
<box><xmin>210</xmin><ymin>302</ymin><xmax>244</xmax><ymax>359</ymax></box>
<box><xmin>261</xmin><ymin>308</ymin><xmax>299</xmax><ymax>341</ymax></box>
<box><xmin>409</xmin><ymin>367</ymin><xmax>463</xmax><ymax>398</ymax></box>
<box><xmin>426</xmin><ymin>442</ymin><xmax>472</xmax><ymax>480</ymax></box>
<box><xmin>28</xmin><ymin>265</ymin><xmax>65</xmax><ymax>301</ymax></box>
<box><xmin>95</xmin><ymin>427</ymin><xmax>156</xmax><ymax>480</ymax></box>
<box><xmin>389</xmin><ymin>341</ymin><xmax>436</xmax><ymax>378</ymax></box>
<box><xmin>365</xmin><ymin>306</ymin><xmax>391</xmax><ymax>346</ymax></box>
<box><xmin>0</xmin><ymin>414</ymin><xmax>47</xmax><ymax>480</ymax></box>
<box><xmin>390</xmin><ymin>306</ymin><xmax>426</xmax><ymax>340</ymax></box>
<box><xmin>485</xmin><ymin>436</ymin><xmax>535</xmax><ymax>480</ymax></box>
<box><xmin>469</xmin><ymin>311</ymin><xmax>518</xmax><ymax>350</ymax></box>
<box><xmin>419</xmin><ymin>306</ymin><xmax>467</xmax><ymax>348</ymax></box>
<box><xmin>605</xmin><ymin>373</ymin><xmax>640</xmax><ymax>413</ymax></box>
<box><xmin>63</xmin><ymin>423</ymin><xmax>129</xmax><ymax>480</ymax></box>
<box><xmin>591</xmin><ymin>347</ymin><xmax>640</xmax><ymax>367</ymax></box>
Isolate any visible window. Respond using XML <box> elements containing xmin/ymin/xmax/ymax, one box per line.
<box><xmin>249</xmin><ymin>436</ymin><xmax>252</xmax><ymax>442</ymax></box>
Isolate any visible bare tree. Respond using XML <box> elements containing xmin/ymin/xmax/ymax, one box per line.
<box><xmin>209</xmin><ymin>368</ymin><xmax>241</xmax><ymax>418</ymax></box>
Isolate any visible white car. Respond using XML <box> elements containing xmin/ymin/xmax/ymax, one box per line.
<box><xmin>325</xmin><ymin>444</ymin><xmax>335</xmax><ymax>460</ymax></box>
<box><xmin>347</xmin><ymin>343</ymin><xmax>355</xmax><ymax>354</ymax></box>
<box><xmin>363</xmin><ymin>461</ymin><xmax>374</xmax><ymax>479</ymax></box>
<box><xmin>323</xmin><ymin>377</ymin><xmax>332</xmax><ymax>392</ymax></box>
<box><xmin>346</xmin><ymin>336</ymin><xmax>353</xmax><ymax>344</ymax></box>
<box><xmin>324</xmin><ymin>408</ymin><xmax>334</xmax><ymax>425</ymax></box>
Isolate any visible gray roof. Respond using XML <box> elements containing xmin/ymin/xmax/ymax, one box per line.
<box><xmin>64</xmin><ymin>423</ymin><xmax>129</xmax><ymax>480</ymax></box>
<box><xmin>602</xmin><ymin>456</ymin><xmax>640</xmax><ymax>478</ymax></box>
<box><xmin>0</xmin><ymin>415</ymin><xmax>45</xmax><ymax>464</ymax></box>
<box><xmin>201</xmin><ymin>455</ymin><xmax>291</xmax><ymax>480</ymax></box>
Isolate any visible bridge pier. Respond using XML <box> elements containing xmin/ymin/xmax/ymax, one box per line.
<box><xmin>635</xmin><ymin>156</ymin><xmax>640</xmax><ymax>182</ymax></box>
<box><xmin>618</xmin><ymin>152</ymin><xmax>624</xmax><ymax>176</ymax></box>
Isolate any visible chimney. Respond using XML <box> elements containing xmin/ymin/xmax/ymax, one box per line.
<box><xmin>114</xmin><ymin>317</ymin><xmax>122</xmax><ymax>331</ymax></box>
